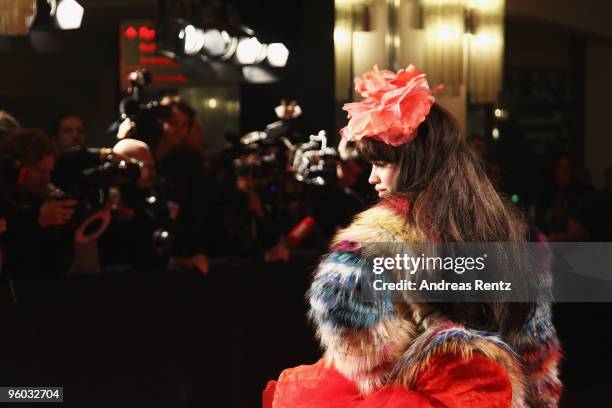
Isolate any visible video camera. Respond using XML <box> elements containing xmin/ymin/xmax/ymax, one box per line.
<box><xmin>232</xmin><ymin>120</ymin><xmax>295</xmax><ymax>177</ymax></box>
<box><xmin>232</xmin><ymin>100</ymin><xmax>341</xmax><ymax>187</ymax></box>
<box><xmin>232</xmin><ymin>100</ymin><xmax>303</xmax><ymax>178</ymax></box>
<box><xmin>114</xmin><ymin>69</ymin><xmax>171</xmax><ymax>147</ymax></box>
<box><xmin>290</xmin><ymin>130</ymin><xmax>339</xmax><ymax>186</ymax></box>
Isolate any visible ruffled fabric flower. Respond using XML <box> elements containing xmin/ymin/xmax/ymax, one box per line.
<box><xmin>340</xmin><ymin>65</ymin><xmax>442</xmax><ymax>146</ymax></box>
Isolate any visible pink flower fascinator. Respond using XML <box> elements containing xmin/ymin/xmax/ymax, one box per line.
<box><xmin>340</xmin><ymin>65</ymin><xmax>442</xmax><ymax>146</ymax></box>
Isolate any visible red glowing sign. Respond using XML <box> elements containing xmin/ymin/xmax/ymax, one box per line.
<box><xmin>139</xmin><ymin>42</ymin><xmax>157</xmax><ymax>54</ymax></box>
<box><xmin>139</xmin><ymin>56</ymin><xmax>178</xmax><ymax>66</ymax></box>
<box><xmin>153</xmin><ymin>74</ymin><xmax>188</xmax><ymax>84</ymax></box>
<box><xmin>124</xmin><ymin>26</ymin><xmax>156</xmax><ymax>42</ymax></box>
<box><xmin>124</xmin><ymin>26</ymin><xmax>138</xmax><ymax>41</ymax></box>
<box><xmin>139</xmin><ymin>26</ymin><xmax>156</xmax><ymax>41</ymax></box>
<box><xmin>121</xmin><ymin>20</ymin><xmax>188</xmax><ymax>89</ymax></box>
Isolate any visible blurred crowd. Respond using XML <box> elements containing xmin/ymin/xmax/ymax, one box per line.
<box><xmin>471</xmin><ymin>135</ymin><xmax>612</xmax><ymax>243</ymax></box>
<box><xmin>0</xmin><ymin>102</ymin><xmax>610</xmax><ymax>281</ymax></box>
<box><xmin>0</xmin><ymin>101</ymin><xmax>372</xmax><ymax>280</ymax></box>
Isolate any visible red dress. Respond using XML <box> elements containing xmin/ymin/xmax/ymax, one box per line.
<box><xmin>264</xmin><ymin>353</ymin><xmax>512</xmax><ymax>408</ymax></box>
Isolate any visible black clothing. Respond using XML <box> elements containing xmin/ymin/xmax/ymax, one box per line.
<box><xmin>2</xmin><ymin>200</ymin><xmax>72</xmax><ymax>279</ymax></box>
<box><xmin>98</xmin><ymin>186</ymin><xmax>168</xmax><ymax>269</ymax></box>
<box><xmin>158</xmin><ymin>144</ymin><xmax>215</xmax><ymax>258</ymax></box>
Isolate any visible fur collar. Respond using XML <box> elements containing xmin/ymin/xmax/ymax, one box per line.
<box><xmin>309</xmin><ymin>198</ymin><xmax>528</xmax><ymax>406</ymax></box>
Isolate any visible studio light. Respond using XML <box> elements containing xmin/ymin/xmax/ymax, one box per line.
<box><xmin>182</xmin><ymin>24</ymin><xmax>205</xmax><ymax>55</ymax></box>
<box><xmin>30</xmin><ymin>0</ymin><xmax>84</xmax><ymax>31</ymax></box>
<box><xmin>201</xmin><ymin>29</ymin><xmax>233</xmax><ymax>59</ymax></box>
<box><xmin>266</xmin><ymin>43</ymin><xmax>289</xmax><ymax>67</ymax></box>
<box><xmin>236</xmin><ymin>37</ymin><xmax>266</xmax><ymax>65</ymax></box>
<box><xmin>201</xmin><ymin>29</ymin><xmax>225</xmax><ymax>56</ymax></box>
<box><xmin>55</xmin><ymin>0</ymin><xmax>84</xmax><ymax>30</ymax></box>
<box><xmin>155</xmin><ymin>16</ymin><xmax>290</xmax><ymax>73</ymax></box>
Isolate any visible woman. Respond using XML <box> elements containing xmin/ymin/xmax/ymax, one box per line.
<box><xmin>264</xmin><ymin>66</ymin><xmax>562</xmax><ymax>407</ymax></box>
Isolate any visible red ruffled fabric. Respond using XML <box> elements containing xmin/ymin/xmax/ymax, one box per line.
<box><xmin>263</xmin><ymin>354</ymin><xmax>512</xmax><ymax>408</ymax></box>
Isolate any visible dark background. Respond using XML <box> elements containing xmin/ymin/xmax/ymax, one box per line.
<box><xmin>1</xmin><ymin>263</ymin><xmax>611</xmax><ymax>407</ymax></box>
<box><xmin>1</xmin><ymin>0</ymin><xmax>611</xmax><ymax>406</ymax></box>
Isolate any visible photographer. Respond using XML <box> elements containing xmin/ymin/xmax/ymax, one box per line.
<box><xmin>122</xmin><ymin>97</ymin><xmax>214</xmax><ymax>271</ymax></box>
<box><xmin>0</xmin><ymin>129</ymin><xmax>75</xmax><ymax>279</ymax></box>
<box><xmin>219</xmin><ymin>169</ymin><xmax>291</xmax><ymax>260</ymax></box>
<box><xmin>156</xmin><ymin>100</ymin><xmax>212</xmax><ymax>272</ymax></box>
<box><xmin>0</xmin><ymin>110</ymin><xmax>20</xmax><ymax>264</ymax></box>
<box><xmin>0</xmin><ymin>110</ymin><xmax>20</xmax><ymax>140</ymax></box>
<box><xmin>96</xmin><ymin>139</ymin><xmax>169</xmax><ymax>269</ymax></box>
<box><xmin>103</xmin><ymin>136</ymin><xmax>211</xmax><ymax>273</ymax></box>
<box><xmin>52</xmin><ymin>113</ymin><xmax>86</xmax><ymax>153</ymax></box>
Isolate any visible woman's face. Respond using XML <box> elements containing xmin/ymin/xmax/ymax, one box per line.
<box><xmin>368</xmin><ymin>162</ymin><xmax>398</xmax><ymax>198</ymax></box>
<box><xmin>163</xmin><ymin>107</ymin><xmax>191</xmax><ymax>146</ymax></box>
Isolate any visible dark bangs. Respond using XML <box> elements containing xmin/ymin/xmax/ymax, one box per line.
<box><xmin>356</xmin><ymin>137</ymin><xmax>400</xmax><ymax>164</ymax></box>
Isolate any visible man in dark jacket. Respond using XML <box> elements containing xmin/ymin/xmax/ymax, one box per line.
<box><xmin>0</xmin><ymin>129</ymin><xmax>75</xmax><ymax>279</ymax></box>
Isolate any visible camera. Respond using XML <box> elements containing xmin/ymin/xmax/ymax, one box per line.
<box><xmin>231</xmin><ymin>101</ymin><xmax>340</xmax><ymax>187</ymax></box>
<box><xmin>233</xmin><ymin>121</ymin><xmax>295</xmax><ymax>177</ymax></box>
<box><xmin>231</xmin><ymin>100</ymin><xmax>303</xmax><ymax>178</ymax></box>
<box><xmin>114</xmin><ymin>69</ymin><xmax>172</xmax><ymax>147</ymax></box>
<box><xmin>291</xmin><ymin>130</ymin><xmax>339</xmax><ymax>186</ymax></box>
<box><xmin>51</xmin><ymin>147</ymin><xmax>143</xmax><ymax>243</ymax></box>
<box><xmin>52</xmin><ymin>146</ymin><xmax>175</xmax><ymax>255</ymax></box>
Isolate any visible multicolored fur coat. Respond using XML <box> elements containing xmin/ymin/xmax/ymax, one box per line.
<box><xmin>307</xmin><ymin>198</ymin><xmax>562</xmax><ymax>407</ymax></box>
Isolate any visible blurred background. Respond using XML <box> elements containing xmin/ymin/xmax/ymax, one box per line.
<box><xmin>0</xmin><ymin>0</ymin><xmax>611</xmax><ymax>406</ymax></box>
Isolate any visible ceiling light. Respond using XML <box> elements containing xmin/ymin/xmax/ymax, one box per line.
<box><xmin>201</xmin><ymin>29</ymin><xmax>227</xmax><ymax>57</ymax></box>
<box><xmin>55</xmin><ymin>0</ymin><xmax>84</xmax><ymax>30</ymax></box>
<box><xmin>267</xmin><ymin>43</ymin><xmax>289</xmax><ymax>67</ymax></box>
<box><xmin>236</xmin><ymin>37</ymin><xmax>265</xmax><ymax>65</ymax></box>
<box><xmin>182</xmin><ymin>24</ymin><xmax>205</xmax><ymax>55</ymax></box>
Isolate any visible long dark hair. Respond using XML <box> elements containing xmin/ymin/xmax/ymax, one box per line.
<box><xmin>357</xmin><ymin>103</ymin><xmax>535</xmax><ymax>338</ymax></box>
